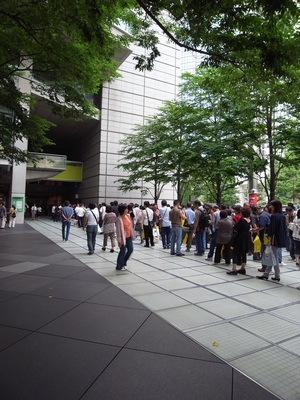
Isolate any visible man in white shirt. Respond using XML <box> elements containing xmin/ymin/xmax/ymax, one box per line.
<box><xmin>75</xmin><ymin>203</ymin><xmax>85</xmax><ymax>228</ymax></box>
<box><xmin>142</xmin><ymin>201</ymin><xmax>154</xmax><ymax>247</ymax></box>
<box><xmin>83</xmin><ymin>203</ymin><xmax>99</xmax><ymax>254</ymax></box>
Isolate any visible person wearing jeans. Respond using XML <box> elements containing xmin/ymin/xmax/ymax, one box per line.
<box><xmin>159</xmin><ymin>200</ymin><xmax>171</xmax><ymax>249</ymax></box>
<box><xmin>115</xmin><ymin>204</ymin><xmax>134</xmax><ymax>270</ymax></box>
<box><xmin>257</xmin><ymin>200</ymin><xmax>287</xmax><ymax>282</ymax></box>
<box><xmin>83</xmin><ymin>203</ymin><xmax>99</xmax><ymax>255</ymax></box>
<box><xmin>61</xmin><ymin>200</ymin><xmax>73</xmax><ymax>242</ymax></box>
<box><xmin>169</xmin><ymin>200</ymin><xmax>185</xmax><ymax>256</ymax></box>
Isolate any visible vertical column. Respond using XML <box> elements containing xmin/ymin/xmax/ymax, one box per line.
<box><xmin>10</xmin><ymin>60</ymin><xmax>31</xmax><ymax>223</ymax></box>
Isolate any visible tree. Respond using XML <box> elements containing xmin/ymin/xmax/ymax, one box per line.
<box><xmin>117</xmin><ymin>101</ymin><xmax>196</xmax><ymax>202</ymax></box>
<box><xmin>179</xmin><ymin>67</ymin><xmax>256</xmax><ymax>204</ymax></box>
<box><xmin>0</xmin><ymin>0</ymin><xmax>137</xmax><ymax>163</ymax></box>
<box><xmin>116</xmin><ymin>121</ymin><xmax>169</xmax><ymax>203</ymax></box>
<box><xmin>134</xmin><ymin>0</ymin><xmax>300</xmax><ymax>75</ymax></box>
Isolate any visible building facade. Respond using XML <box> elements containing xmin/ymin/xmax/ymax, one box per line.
<box><xmin>1</xmin><ymin>28</ymin><xmax>181</xmax><ymax>223</ymax></box>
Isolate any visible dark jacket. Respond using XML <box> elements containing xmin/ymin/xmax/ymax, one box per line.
<box><xmin>232</xmin><ymin>217</ymin><xmax>251</xmax><ymax>255</ymax></box>
<box><xmin>216</xmin><ymin>218</ymin><xmax>233</xmax><ymax>244</ymax></box>
<box><xmin>269</xmin><ymin>212</ymin><xmax>287</xmax><ymax>248</ymax></box>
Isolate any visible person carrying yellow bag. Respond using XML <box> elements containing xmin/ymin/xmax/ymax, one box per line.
<box><xmin>253</xmin><ymin>205</ymin><xmax>271</xmax><ymax>273</ymax></box>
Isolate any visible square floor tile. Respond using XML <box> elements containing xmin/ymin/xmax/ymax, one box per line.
<box><xmin>264</xmin><ymin>286</ymin><xmax>300</xmax><ymax>302</ymax></box>
<box><xmin>167</xmin><ymin>268</ymin><xmax>202</xmax><ymax>278</ymax></box>
<box><xmin>232</xmin><ymin>313</ymin><xmax>300</xmax><ymax>343</ymax></box>
<box><xmin>234</xmin><ymin>291</ymin><xmax>291</xmax><ymax>310</ymax></box>
<box><xmin>231</xmin><ymin>347</ymin><xmax>299</xmax><ymax>400</ymax></box>
<box><xmin>0</xmin><ymin>274</ymin><xmax>59</xmax><ymax>294</ymax></box>
<box><xmin>125</xmin><ymin>313</ymin><xmax>221</xmax><ymax>361</ymax></box>
<box><xmin>208</xmin><ymin>282</ymin><xmax>256</xmax><ymax>297</ymax></box>
<box><xmin>151</xmin><ymin>277</ymin><xmax>196</xmax><ymax>291</ymax></box>
<box><xmin>0</xmin><ymin>325</ymin><xmax>32</xmax><ymax>351</ymax></box>
<box><xmin>198</xmin><ymin>298</ymin><xmax>259</xmax><ymax>319</ymax></box>
<box><xmin>185</xmin><ymin>274</ymin><xmax>227</xmax><ymax>285</ymax></box>
<box><xmin>82</xmin><ymin>348</ymin><xmax>232</xmax><ymax>400</ymax></box>
<box><xmin>116</xmin><ymin>282</ymin><xmax>164</xmax><ymax>296</ymax></box>
<box><xmin>0</xmin><ymin>294</ymin><xmax>79</xmax><ymax>330</ymax></box>
<box><xmin>135</xmin><ymin>270</ymin><xmax>172</xmax><ymax>281</ymax></box>
<box><xmin>1</xmin><ymin>261</ymin><xmax>48</xmax><ymax>273</ymax></box>
<box><xmin>0</xmin><ymin>332</ymin><xmax>120</xmax><ymax>400</ymax></box>
<box><xmin>270</xmin><ymin>303</ymin><xmax>300</xmax><ymax>325</ymax></box>
<box><xmin>39</xmin><ymin>302</ymin><xmax>150</xmax><ymax>346</ymax></box>
<box><xmin>134</xmin><ymin>291</ymin><xmax>189</xmax><ymax>311</ymax></box>
<box><xmin>156</xmin><ymin>304</ymin><xmax>222</xmax><ymax>330</ymax></box>
<box><xmin>188</xmin><ymin>322</ymin><xmax>269</xmax><ymax>360</ymax></box>
<box><xmin>172</xmin><ymin>286</ymin><xmax>224</xmax><ymax>303</ymax></box>
<box><xmin>278</xmin><ymin>336</ymin><xmax>300</xmax><ymax>357</ymax></box>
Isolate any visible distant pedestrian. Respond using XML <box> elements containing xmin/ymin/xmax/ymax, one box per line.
<box><xmin>61</xmin><ymin>201</ymin><xmax>73</xmax><ymax>242</ymax></box>
<box><xmin>115</xmin><ymin>204</ymin><xmax>134</xmax><ymax>271</ymax></box>
<box><xmin>83</xmin><ymin>203</ymin><xmax>99</xmax><ymax>255</ymax></box>
<box><xmin>0</xmin><ymin>202</ymin><xmax>7</xmax><ymax>229</ymax></box>
<box><xmin>102</xmin><ymin>205</ymin><xmax>117</xmax><ymax>252</ymax></box>
<box><xmin>31</xmin><ymin>204</ymin><xmax>37</xmax><ymax>220</ymax></box>
<box><xmin>8</xmin><ymin>205</ymin><xmax>17</xmax><ymax>228</ymax></box>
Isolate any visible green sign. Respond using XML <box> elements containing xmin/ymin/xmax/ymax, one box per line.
<box><xmin>12</xmin><ymin>197</ymin><xmax>24</xmax><ymax>212</ymax></box>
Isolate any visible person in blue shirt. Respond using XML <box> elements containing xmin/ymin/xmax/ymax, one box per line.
<box><xmin>61</xmin><ymin>200</ymin><xmax>74</xmax><ymax>242</ymax></box>
<box><xmin>184</xmin><ymin>202</ymin><xmax>195</xmax><ymax>252</ymax></box>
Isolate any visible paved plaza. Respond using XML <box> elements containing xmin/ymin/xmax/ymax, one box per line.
<box><xmin>0</xmin><ymin>218</ymin><xmax>299</xmax><ymax>399</ymax></box>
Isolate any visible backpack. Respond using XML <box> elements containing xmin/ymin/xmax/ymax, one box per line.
<box><xmin>198</xmin><ymin>209</ymin><xmax>210</xmax><ymax>229</ymax></box>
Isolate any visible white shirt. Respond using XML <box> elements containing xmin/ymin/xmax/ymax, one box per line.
<box><xmin>142</xmin><ymin>207</ymin><xmax>154</xmax><ymax>226</ymax></box>
<box><xmin>85</xmin><ymin>208</ymin><xmax>99</xmax><ymax>225</ymax></box>
<box><xmin>75</xmin><ymin>206</ymin><xmax>85</xmax><ymax>217</ymax></box>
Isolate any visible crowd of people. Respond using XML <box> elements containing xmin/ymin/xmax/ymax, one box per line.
<box><xmin>2</xmin><ymin>197</ymin><xmax>299</xmax><ymax>287</ymax></box>
<box><xmin>49</xmin><ymin>198</ymin><xmax>298</xmax><ymax>285</ymax></box>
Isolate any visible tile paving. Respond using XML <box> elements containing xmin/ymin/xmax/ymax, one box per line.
<box><xmin>1</xmin><ymin>218</ymin><xmax>299</xmax><ymax>399</ymax></box>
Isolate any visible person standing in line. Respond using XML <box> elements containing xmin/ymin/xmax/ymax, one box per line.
<box><xmin>226</xmin><ymin>207</ymin><xmax>251</xmax><ymax>275</ymax></box>
<box><xmin>31</xmin><ymin>204</ymin><xmax>37</xmax><ymax>220</ymax></box>
<box><xmin>193</xmin><ymin>200</ymin><xmax>205</xmax><ymax>256</ymax></box>
<box><xmin>292</xmin><ymin>208</ymin><xmax>300</xmax><ymax>267</ymax></box>
<box><xmin>169</xmin><ymin>199</ymin><xmax>186</xmax><ymax>257</ymax></box>
<box><xmin>83</xmin><ymin>202</ymin><xmax>99</xmax><ymax>255</ymax></box>
<box><xmin>206</xmin><ymin>204</ymin><xmax>220</xmax><ymax>260</ymax></box>
<box><xmin>102</xmin><ymin>205</ymin><xmax>117</xmax><ymax>252</ymax></box>
<box><xmin>133</xmin><ymin>204</ymin><xmax>143</xmax><ymax>243</ymax></box>
<box><xmin>0</xmin><ymin>202</ymin><xmax>7</xmax><ymax>229</ymax></box>
<box><xmin>61</xmin><ymin>200</ymin><xmax>73</xmax><ymax>242</ymax></box>
<box><xmin>159</xmin><ymin>200</ymin><xmax>171</xmax><ymax>249</ymax></box>
<box><xmin>8</xmin><ymin>205</ymin><xmax>17</xmax><ymax>228</ymax></box>
<box><xmin>213</xmin><ymin>210</ymin><xmax>232</xmax><ymax>265</ymax></box>
<box><xmin>184</xmin><ymin>202</ymin><xmax>195</xmax><ymax>252</ymax></box>
<box><xmin>257</xmin><ymin>200</ymin><xmax>287</xmax><ymax>282</ymax></box>
<box><xmin>115</xmin><ymin>204</ymin><xmax>134</xmax><ymax>271</ymax></box>
<box><xmin>75</xmin><ymin>203</ymin><xmax>85</xmax><ymax>228</ymax></box>
<box><xmin>99</xmin><ymin>202</ymin><xmax>106</xmax><ymax>230</ymax></box>
<box><xmin>142</xmin><ymin>201</ymin><xmax>155</xmax><ymax>247</ymax></box>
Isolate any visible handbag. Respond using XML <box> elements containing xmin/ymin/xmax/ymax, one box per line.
<box><xmin>228</xmin><ymin>233</ymin><xmax>236</xmax><ymax>250</ymax></box>
<box><xmin>158</xmin><ymin>208</ymin><xmax>167</xmax><ymax>230</ymax></box>
<box><xmin>261</xmin><ymin>246</ymin><xmax>277</xmax><ymax>266</ymax></box>
<box><xmin>146</xmin><ymin>209</ymin><xmax>154</xmax><ymax>228</ymax></box>
<box><xmin>135</xmin><ymin>222</ymin><xmax>142</xmax><ymax>231</ymax></box>
<box><xmin>182</xmin><ymin>218</ymin><xmax>191</xmax><ymax>230</ymax></box>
